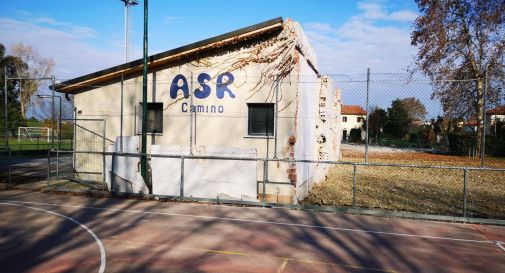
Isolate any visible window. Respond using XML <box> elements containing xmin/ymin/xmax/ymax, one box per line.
<box><xmin>357</xmin><ymin>117</ymin><xmax>364</xmax><ymax>122</ymax></box>
<box><xmin>137</xmin><ymin>102</ymin><xmax>163</xmax><ymax>134</ymax></box>
<box><xmin>248</xmin><ymin>103</ymin><xmax>274</xmax><ymax>136</ymax></box>
<box><xmin>342</xmin><ymin>116</ymin><xmax>348</xmax><ymax>122</ymax></box>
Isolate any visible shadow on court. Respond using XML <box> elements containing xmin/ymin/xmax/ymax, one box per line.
<box><xmin>0</xmin><ymin>190</ymin><xmax>504</xmax><ymax>273</ymax></box>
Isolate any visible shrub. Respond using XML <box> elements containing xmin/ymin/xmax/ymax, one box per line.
<box><xmin>448</xmin><ymin>133</ymin><xmax>477</xmax><ymax>155</ymax></box>
<box><xmin>349</xmin><ymin>128</ymin><xmax>362</xmax><ymax>143</ymax></box>
<box><xmin>486</xmin><ymin>135</ymin><xmax>505</xmax><ymax>157</ymax></box>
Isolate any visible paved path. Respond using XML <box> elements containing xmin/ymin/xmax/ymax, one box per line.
<box><xmin>0</xmin><ymin>190</ymin><xmax>504</xmax><ymax>273</ymax></box>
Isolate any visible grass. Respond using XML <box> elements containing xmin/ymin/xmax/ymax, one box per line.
<box><xmin>0</xmin><ymin>138</ymin><xmax>72</xmax><ymax>152</ymax></box>
<box><xmin>303</xmin><ymin>148</ymin><xmax>505</xmax><ymax>219</ymax></box>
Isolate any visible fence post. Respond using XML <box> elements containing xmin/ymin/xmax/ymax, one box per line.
<box><xmin>72</xmin><ymin>108</ymin><xmax>77</xmax><ymax>172</ymax></box>
<box><xmin>189</xmin><ymin>72</ymin><xmax>193</xmax><ymax>156</ymax></box>
<box><xmin>4</xmin><ymin>67</ymin><xmax>8</xmax><ymax>150</ymax></box>
<box><xmin>274</xmin><ymin>77</ymin><xmax>279</xmax><ymax>159</ymax></box>
<box><xmin>56</xmin><ymin>148</ymin><xmax>59</xmax><ymax>179</ymax></box>
<box><xmin>47</xmin><ymin>149</ymin><xmax>51</xmax><ymax>192</ymax></box>
<box><xmin>110</xmin><ymin>152</ymin><xmax>114</xmax><ymax>193</ymax></box>
<box><xmin>365</xmin><ymin>68</ymin><xmax>370</xmax><ymax>164</ymax></box>
<box><xmin>180</xmin><ymin>156</ymin><xmax>184</xmax><ymax>198</ymax></box>
<box><xmin>8</xmin><ymin>148</ymin><xmax>12</xmax><ymax>188</ymax></box>
<box><xmin>463</xmin><ymin>168</ymin><xmax>468</xmax><ymax>218</ymax></box>
<box><xmin>102</xmin><ymin>119</ymin><xmax>106</xmax><ymax>184</ymax></box>
<box><xmin>352</xmin><ymin>164</ymin><xmax>357</xmax><ymax>207</ymax></box>
<box><xmin>263</xmin><ymin>159</ymin><xmax>268</xmax><ymax>207</ymax></box>
<box><xmin>480</xmin><ymin>69</ymin><xmax>488</xmax><ymax>168</ymax></box>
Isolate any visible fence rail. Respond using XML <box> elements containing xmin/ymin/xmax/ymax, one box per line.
<box><xmin>2</xmin><ymin>149</ymin><xmax>491</xmax><ymax>222</ymax></box>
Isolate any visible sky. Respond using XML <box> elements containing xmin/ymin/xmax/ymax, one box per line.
<box><xmin>0</xmin><ymin>0</ymin><xmax>419</xmax><ymax>79</ymax></box>
<box><xmin>1</xmin><ymin>0</ymin><xmax>442</xmax><ymax>117</ymax></box>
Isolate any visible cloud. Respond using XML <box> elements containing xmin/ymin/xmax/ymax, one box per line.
<box><xmin>304</xmin><ymin>2</ymin><xmax>443</xmax><ymax>118</ymax></box>
<box><xmin>32</xmin><ymin>16</ymin><xmax>97</xmax><ymax>38</ymax></box>
<box><xmin>304</xmin><ymin>2</ymin><xmax>417</xmax><ymax>74</ymax></box>
<box><xmin>162</xmin><ymin>16</ymin><xmax>182</xmax><ymax>25</ymax></box>
<box><xmin>0</xmin><ymin>17</ymin><xmax>121</xmax><ymax>80</ymax></box>
<box><xmin>357</xmin><ymin>1</ymin><xmax>418</xmax><ymax>22</ymax></box>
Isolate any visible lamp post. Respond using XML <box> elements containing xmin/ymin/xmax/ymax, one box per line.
<box><xmin>120</xmin><ymin>0</ymin><xmax>139</xmax><ymax>63</ymax></box>
<box><xmin>38</xmin><ymin>95</ymin><xmax>62</xmax><ymax>150</ymax></box>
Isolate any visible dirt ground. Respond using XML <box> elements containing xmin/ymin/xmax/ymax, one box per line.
<box><xmin>304</xmin><ymin>146</ymin><xmax>505</xmax><ymax>219</ymax></box>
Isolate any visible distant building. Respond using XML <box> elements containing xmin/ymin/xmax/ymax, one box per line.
<box><xmin>487</xmin><ymin>105</ymin><xmax>505</xmax><ymax>125</ymax></box>
<box><xmin>340</xmin><ymin>105</ymin><xmax>366</xmax><ymax>141</ymax></box>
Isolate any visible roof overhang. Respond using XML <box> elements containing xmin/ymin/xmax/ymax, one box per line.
<box><xmin>55</xmin><ymin>17</ymin><xmax>284</xmax><ymax>94</ymax></box>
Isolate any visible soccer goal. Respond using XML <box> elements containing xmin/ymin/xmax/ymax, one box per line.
<box><xmin>18</xmin><ymin>127</ymin><xmax>51</xmax><ymax>142</ymax></box>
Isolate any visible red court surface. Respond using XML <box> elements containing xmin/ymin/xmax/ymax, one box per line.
<box><xmin>0</xmin><ymin>190</ymin><xmax>504</xmax><ymax>273</ymax></box>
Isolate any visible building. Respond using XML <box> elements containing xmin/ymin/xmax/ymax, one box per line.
<box><xmin>340</xmin><ymin>105</ymin><xmax>366</xmax><ymax>141</ymax></box>
<box><xmin>487</xmin><ymin>105</ymin><xmax>505</xmax><ymax>125</ymax></box>
<box><xmin>55</xmin><ymin>18</ymin><xmax>341</xmax><ymax>204</ymax></box>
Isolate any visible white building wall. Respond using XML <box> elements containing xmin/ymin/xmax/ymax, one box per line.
<box><xmin>72</xmin><ymin>20</ymin><xmax>340</xmax><ymax>201</ymax></box>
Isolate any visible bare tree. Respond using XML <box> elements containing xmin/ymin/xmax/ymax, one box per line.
<box><xmin>411</xmin><ymin>0</ymin><xmax>505</xmax><ymax>155</ymax></box>
<box><xmin>9</xmin><ymin>44</ymin><xmax>54</xmax><ymax>120</ymax></box>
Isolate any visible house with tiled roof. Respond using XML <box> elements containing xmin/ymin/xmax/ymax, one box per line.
<box><xmin>340</xmin><ymin>105</ymin><xmax>366</xmax><ymax>141</ymax></box>
<box><xmin>487</xmin><ymin>105</ymin><xmax>505</xmax><ymax>125</ymax></box>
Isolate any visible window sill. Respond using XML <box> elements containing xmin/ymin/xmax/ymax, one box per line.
<box><xmin>244</xmin><ymin>135</ymin><xmax>274</xmax><ymax>139</ymax></box>
<box><xmin>136</xmin><ymin>133</ymin><xmax>164</xmax><ymax>136</ymax></box>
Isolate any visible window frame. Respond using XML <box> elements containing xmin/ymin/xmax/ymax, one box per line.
<box><xmin>247</xmin><ymin>103</ymin><xmax>275</xmax><ymax>137</ymax></box>
<box><xmin>136</xmin><ymin>102</ymin><xmax>164</xmax><ymax>135</ymax></box>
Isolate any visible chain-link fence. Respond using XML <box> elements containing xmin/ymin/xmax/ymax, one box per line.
<box><xmin>2</xmin><ymin>72</ymin><xmax>505</xmax><ymax>221</ymax></box>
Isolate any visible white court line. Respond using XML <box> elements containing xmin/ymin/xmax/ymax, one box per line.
<box><xmin>496</xmin><ymin>241</ymin><xmax>505</xmax><ymax>252</ymax></box>
<box><xmin>0</xmin><ymin>199</ymin><xmax>500</xmax><ymax>246</ymax></box>
<box><xmin>0</xmin><ymin>202</ymin><xmax>106</xmax><ymax>273</ymax></box>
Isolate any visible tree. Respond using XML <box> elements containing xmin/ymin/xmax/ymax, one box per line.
<box><xmin>368</xmin><ymin>107</ymin><xmax>387</xmax><ymax>140</ymax></box>
<box><xmin>399</xmin><ymin>97</ymin><xmax>427</xmax><ymax>121</ymax></box>
<box><xmin>384</xmin><ymin>99</ymin><xmax>411</xmax><ymax>139</ymax></box>
<box><xmin>411</xmin><ymin>0</ymin><xmax>505</xmax><ymax>155</ymax></box>
<box><xmin>10</xmin><ymin>44</ymin><xmax>54</xmax><ymax>120</ymax></box>
<box><xmin>0</xmin><ymin>43</ymin><xmax>26</xmax><ymax>137</ymax></box>
<box><xmin>432</xmin><ymin>116</ymin><xmax>444</xmax><ymax>135</ymax></box>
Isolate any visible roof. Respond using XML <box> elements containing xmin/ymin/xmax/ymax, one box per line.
<box><xmin>341</xmin><ymin>105</ymin><xmax>366</xmax><ymax>115</ymax></box>
<box><xmin>464</xmin><ymin>120</ymin><xmax>479</xmax><ymax>126</ymax></box>
<box><xmin>487</xmin><ymin>105</ymin><xmax>505</xmax><ymax>115</ymax></box>
<box><xmin>54</xmin><ymin>17</ymin><xmax>284</xmax><ymax>94</ymax></box>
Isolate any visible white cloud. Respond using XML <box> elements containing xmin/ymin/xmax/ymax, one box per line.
<box><xmin>0</xmin><ymin>17</ymin><xmax>122</xmax><ymax>80</ymax></box>
<box><xmin>304</xmin><ymin>2</ymin><xmax>417</xmax><ymax>74</ymax></box>
<box><xmin>389</xmin><ymin>10</ymin><xmax>418</xmax><ymax>22</ymax></box>
<box><xmin>357</xmin><ymin>1</ymin><xmax>418</xmax><ymax>22</ymax></box>
<box><xmin>162</xmin><ymin>16</ymin><xmax>181</xmax><ymax>25</ymax></box>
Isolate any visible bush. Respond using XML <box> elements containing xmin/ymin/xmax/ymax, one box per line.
<box><xmin>349</xmin><ymin>128</ymin><xmax>362</xmax><ymax>143</ymax></box>
<box><xmin>486</xmin><ymin>135</ymin><xmax>505</xmax><ymax>157</ymax></box>
<box><xmin>448</xmin><ymin>133</ymin><xmax>477</xmax><ymax>155</ymax></box>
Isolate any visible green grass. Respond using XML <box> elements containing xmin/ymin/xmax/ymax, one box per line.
<box><xmin>0</xmin><ymin>138</ymin><xmax>73</xmax><ymax>151</ymax></box>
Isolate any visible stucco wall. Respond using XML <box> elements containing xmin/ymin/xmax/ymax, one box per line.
<box><xmin>71</xmin><ymin>20</ymin><xmax>340</xmax><ymax>201</ymax></box>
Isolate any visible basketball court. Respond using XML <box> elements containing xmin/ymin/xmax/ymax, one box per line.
<box><xmin>0</xmin><ymin>190</ymin><xmax>504</xmax><ymax>273</ymax></box>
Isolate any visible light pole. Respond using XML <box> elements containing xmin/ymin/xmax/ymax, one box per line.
<box><xmin>38</xmin><ymin>95</ymin><xmax>62</xmax><ymax>150</ymax></box>
<box><xmin>120</xmin><ymin>0</ymin><xmax>139</xmax><ymax>63</ymax></box>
